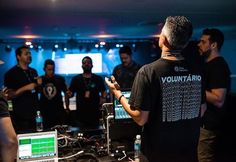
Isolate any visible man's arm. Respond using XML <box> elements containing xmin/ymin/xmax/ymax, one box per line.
<box><xmin>118</xmin><ymin>92</ymin><xmax>149</xmax><ymax>126</ymax></box>
<box><xmin>105</xmin><ymin>76</ymin><xmax>149</xmax><ymax>126</ymax></box>
<box><xmin>0</xmin><ymin>117</ymin><xmax>18</xmax><ymax>162</ymax></box>
<box><xmin>99</xmin><ymin>90</ymin><xmax>107</xmax><ymax>105</ymax></box>
<box><xmin>206</xmin><ymin>88</ymin><xmax>227</xmax><ymax>108</ymax></box>
<box><xmin>64</xmin><ymin>89</ymin><xmax>70</xmax><ymax>111</ymax></box>
<box><xmin>5</xmin><ymin>83</ymin><xmax>37</xmax><ymax>99</ymax></box>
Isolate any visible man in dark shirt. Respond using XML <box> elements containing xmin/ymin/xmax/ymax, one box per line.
<box><xmin>112</xmin><ymin>46</ymin><xmax>141</xmax><ymax>89</ymax></box>
<box><xmin>0</xmin><ymin>59</ymin><xmax>17</xmax><ymax>162</ymax></box>
<box><xmin>197</xmin><ymin>28</ymin><xmax>231</xmax><ymax>162</ymax></box>
<box><xmin>4</xmin><ymin>46</ymin><xmax>41</xmax><ymax>132</ymax></box>
<box><xmin>106</xmin><ymin>16</ymin><xmax>206</xmax><ymax>162</ymax></box>
<box><xmin>68</xmin><ymin>56</ymin><xmax>107</xmax><ymax>129</ymax></box>
<box><xmin>39</xmin><ymin>59</ymin><xmax>69</xmax><ymax>129</ymax></box>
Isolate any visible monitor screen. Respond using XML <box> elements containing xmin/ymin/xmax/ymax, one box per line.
<box><xmin>17</xmin><ymin>131</ymin><xmax>58</xmax><ymax>161</ymax></box>
<box><xmin>113</xmin><ymin>91</ymin><xmax>132</xmax><ymax>120</ymax></box>
<box><xmin>54</xmin><ymin>53</ymin><xmax>102</xmax><ymax>74</ymax></box>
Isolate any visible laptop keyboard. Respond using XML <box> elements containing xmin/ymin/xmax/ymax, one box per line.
<box><xmin>34</xmin><ymin>159</ymin><xmax>56</xmax><ymax>162</ymax></box>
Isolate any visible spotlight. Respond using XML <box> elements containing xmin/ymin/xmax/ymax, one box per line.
<box><xmin>5</xmin><ymin>45</ymin><xmax>12</xmax><ymax>52</ymax></box>
<box><xmin>100</xmin><ymin>41</ymin><xmax>106</xmax><ymax>46</ymax></box>
<box><xmin>35</xmin><ymin>45</ymin><xmax>44</xmax><ymax>52</ymax></box>
<box><xmin>62</xmin><ymin>44</ymin><xmax>68</xmax><ymax>52</ymax></box>
<box><xmin>38</xmin><ymin>45</ymin><xmax>42</xmax><ymax>49</ymax></box>
<box><xmin>52</xmin><ymin>44</ymin><xmax>59</xmax><ymax>52</ymax></box>
<box><xmin>63</xmin><ymin>47</ymin><xmax>67</xmax><ymax>51</ymax></box>
<box><xmin>54</xmin><ymin>44</ymin><xmax>59</xmax><ymax>49</ymax></box>
<box><xmin>95</xmin><ymin>44</ymin><xmax>99</xmax><ymax>48</ymax></box>
<box><xmin>25</xmin><ymin>41</ymin><xmax>32</xmax><ymax>46</ymax></box>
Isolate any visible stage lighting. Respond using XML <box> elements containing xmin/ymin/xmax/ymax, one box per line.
<box><xmin>5</xmin><ymin>45</ymin><xmax>12</xmax><ymax>52</ymax></box>
<box><xmin>54</xmin><ymin>44</ymin><xmax>59</xmax><ymax>49</ymax></box>
<box><xmin>95</xmin><ymin>44</ymin><xmax>99</xmax><ymax>48</ymax></box>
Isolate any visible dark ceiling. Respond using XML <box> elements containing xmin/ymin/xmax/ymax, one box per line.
<box><xmin>0</xmin><ymin>0</ymin><xmax>236</xmax><ymax>40</ymax></box>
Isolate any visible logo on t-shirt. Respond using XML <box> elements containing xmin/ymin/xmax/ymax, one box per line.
<box><xmin>43</xmin><ymin>83</ymin><xmax>57</xmax><ymax>100</ymax></box>
<box><xmin>174</xmin><ymin>66</ymin><xmax>188</xmax><ymax>72</ymax></box>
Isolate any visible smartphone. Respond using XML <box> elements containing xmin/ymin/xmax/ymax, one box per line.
<box><xmin>113</xmin><ymin>81</ymin><xmax>121</xmax><ymax>90</ymax></box>
<box><xmin>109</xmin><ymin>77</ymin><xmax>120</xmax><ymax>90</ymax></box>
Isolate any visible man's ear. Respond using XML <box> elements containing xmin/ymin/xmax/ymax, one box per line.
<box><xmin>160</xmin><ymin>34</ymin><xmax>170</xmax><ymax>48</ymax></box>
<box><xmin>163</xmin><ymin>36</ymin><xmax>170</xmax><ymax>47</ymax></box>
<box><xmin>211</xmin><ymin>42</ymin><xmax>217</xmax><ymax>49</ymax></box>
<box><xmin>16</xmin><ymin>55</ymin><xmax>20</xmax><ymax>61</ymax></box>
<box><xmin>159</xmin><ymin>34</ymin><xmax>165</xmax><ymax>48</ymax></box>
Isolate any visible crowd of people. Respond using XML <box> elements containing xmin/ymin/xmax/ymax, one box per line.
<box><xmin>0</xmin><ymin>16</ymin><xmax>231</xmax><ymax>162</ymax></box>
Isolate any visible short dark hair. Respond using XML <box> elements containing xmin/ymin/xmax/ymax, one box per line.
<box><xmin>202</xmin><ymin>28</ymin><xmax>224</xmax><ymax>50</ymax></box>
<box><xmin>119</xmin><ymin>46</ymin><xmax>132</xmax><ymax>55</ymax></box>
<box><xmin>15</xmin><ymin>45</ymin><xmax>29</xmax><ymax>62</ymax></box>
<box><xmin>162</xmin><ymin>16</ymin><xmax>193</xmax><ymax>50</ymax></box>
<box><xmin>44</xmin><ymin>59</ymin><xmax>55</xmax><ymax>69</ymax></box>
<box><xmin>82</xmin><ymin>56</ymin><xmax>93</xmax><ymax>64</ymax></box>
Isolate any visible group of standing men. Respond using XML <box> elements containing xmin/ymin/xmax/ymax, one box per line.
<box><xmin>2</xmin><ymin>44</ymin><xmax>139</xmax><ymax>132</ymax></box>
<box><xmin>0</xmin><ymin>16</ymin><xmax>231</xmax><ymax>162</ymax></box>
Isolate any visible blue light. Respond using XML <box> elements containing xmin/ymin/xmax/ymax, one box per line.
<box><xmin>54</xmin><ymin>44</ymin><xmax>59</xmax><ymax>48</ymax></box>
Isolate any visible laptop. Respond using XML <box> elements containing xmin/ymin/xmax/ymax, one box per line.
<box><xmin>113</xmin><ymin>90</ymin><xmax>132</xmax><ymax>121</ymax></box>
<box><xmin>17</xmin><ymin>130</ymin><xmax>58</xmax><ymax>162</ymax></box>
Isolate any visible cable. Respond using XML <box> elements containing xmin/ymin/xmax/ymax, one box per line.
<box><xmin>57</xmin><ymin>135</ymin><xmax>82</xmax><ymax>148</ymax></box>
<box><xmin>58</xmin><ymin>150</ymin><xmax>84</xmax><ymax>160</ymax></box>
<box><xmin>128</xmin><ymin>157</ymin><xmax>135</xmax><ymax>162</ymax></box>
<box><xmin>118</xmin><ymin>150</ymin><xmax>127</xmax><ymax>161</ymax></box>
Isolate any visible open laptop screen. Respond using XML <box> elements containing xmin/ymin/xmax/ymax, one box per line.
<box><xmin>17</xmin><ymin>131</ymin><xmax>58</xmax><ymax>161</ymax></box>
<box><xmin>113</xmin><ymin>91</ymin><xmax>132</xmax><ymax>120</ymax></box>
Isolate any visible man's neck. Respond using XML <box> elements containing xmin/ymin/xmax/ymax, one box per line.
<box><xmin>83</xmin><ymin>72</ymin><xmax>92</xmax><ymax>78</ymax></box>
<box><xmin>161</xmin><ymin>49</ymin><xmax>183</xmax><ymax>61</ymax></box>
<box><xmin>45</xmin><ymin>74</ymin><xmax>54</xmax><ymax>78</ymax></box>
<box><xmin>206</xmin><ymin>51</ymin><xmax>220</xmax><ymax>62</ymax></box>
<box><xmin>123</xmin><ymin>61</ymin><xmax>134</xmax><ymax>68</ymax></box>
<box><xmin>17</xmin><ymin>62</ymin><xmax>28</xmax><ymax>70</ymax></box>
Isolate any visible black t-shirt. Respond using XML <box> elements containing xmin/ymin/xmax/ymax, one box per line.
<box><xmin>112</xmin><ymin>61</ymin><xmax>141</xmax><ymax>89</ymax></box>
<box><xmin>69</xmin><ymin>74</ymin><xmax>106</xmax><ymax>125</ymax></box>
<box><xmin>202</xmin><ymin>56</ymin><xmax>231</xmax><ymax>130</ymax></box>
<box><xmin>4</xmin><ymin>65</ymin><xmax>39</xmax><ymax>119</ymax></box>
<box><xmin>129</xmin><ymin>58</ymin><xmax>205</xmax><ymax>162</ymax></box>
<box><xmin>39</xmin><ymin>75</ymin><xmax>67</xmax><ymax>113</ymax></box>
<box><xmin>0</xmin><ymin>92</ymin><xmax>9</xmax><ymax>118</ymax></box>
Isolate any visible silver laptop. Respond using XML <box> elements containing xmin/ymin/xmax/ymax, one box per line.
<box><xmin>17</xmin><ymin>130</ymin><xmax>58</xmax><ymax>162</ymax></box>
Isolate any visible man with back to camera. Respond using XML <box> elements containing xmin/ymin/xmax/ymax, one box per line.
<box><xmin>68</xmin><ymin>56</ymin><xmax>107</xmax><ymax>129</ymax></box>
<box><xmin>4</xmin><ymin>45</ymin><xmax>41</xmax><ymax>132</ymax></box>
<box><xmin>0</xmin><ymin>59</ymin><xmax>18</xmax><ymax>162</ymax></box>
<box><xmin>112</xmin><ymin>45</ymin><xmax>141</xmax><ymax>89</ymax></box>
<box><xmin>39</xmin><ymin>59</ymin><xmax>70</xmax><ymax>129</ymax></box>
<box><xmin>197</xmin><ymin>28</ymin><xmax>231</xmax><ymax>162</ymax></box>
<box><xmin>105</xmin><ymin>16</ymin><xmax>206</xmax><ymax>162</ymax></box>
